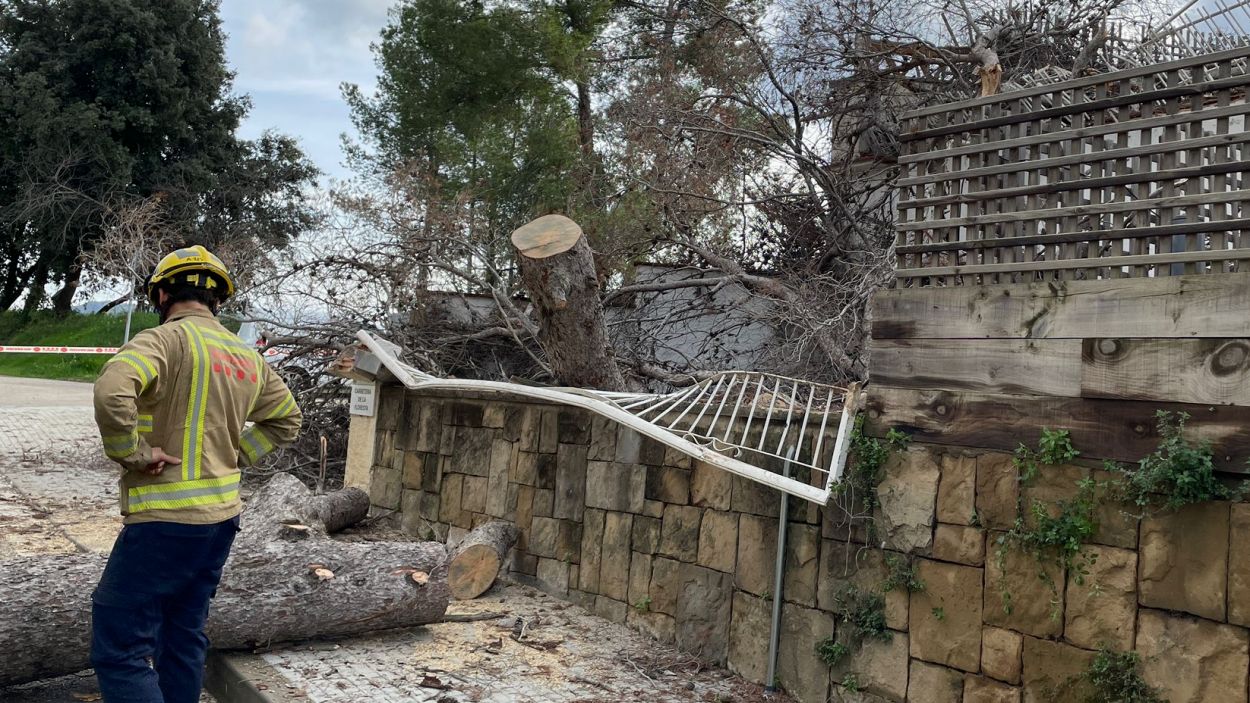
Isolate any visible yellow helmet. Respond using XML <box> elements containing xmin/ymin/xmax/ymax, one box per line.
<box><xmin>145</xmin><ymin>245</ymin><xmax>236</xmax><ymax>306</ymax></box>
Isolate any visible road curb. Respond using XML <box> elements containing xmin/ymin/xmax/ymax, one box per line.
<box><xmin>205</xmin><ymin>652</ymin><xmax>294</xmax><ymax>703</ymax></box>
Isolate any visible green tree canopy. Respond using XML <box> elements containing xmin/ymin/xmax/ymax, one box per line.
<box><xmin>0</xmin><ymin>0</ymin><xmax>320</xmax><ymax>313</ymax></box>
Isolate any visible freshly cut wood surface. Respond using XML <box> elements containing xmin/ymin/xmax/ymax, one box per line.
<box><xmin>510</xmin><ymin>214</ymin><xmax>583</xmax><ymax>259</ymax></box>
<box><xmin>0</xmin><ymin>474</ymin><xmax>450</xmax><ymax>687</ymax></box>
<box><xmin>865</xmin><ymin>385</ymin><xmax>1250</xmax><ymax>471</ymax></box>
<box><xmin>447</xmin><ymin>521</ymin><xmax>519</xmax><ymax>600</ymax></box>
<box><xmin>870</xmin><ymin>273</ymin><xmax>1250</xmax><ymax>339</ymax></box>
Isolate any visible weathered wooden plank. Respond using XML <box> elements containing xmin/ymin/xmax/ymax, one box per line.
<box><xmin>1081</xmin><ymin>338</ymin><xmax>1250</xmax><ymax>406</ymax></box>
<box><xmin>872</xmin><ymin>273</ymin><xmax>1250</xmax><ymax>339</ymax></box>
<box><xmin>864</xmin><ymin>385</ymin><xmax>1250</xmax><ymax>471</ymax></box>
<box><xmin>895</xmin><ymin>248</ymin><xmax>1250</xmax><ymax>279</ymax></box>
<box><xmin>902</xmin><ymin>45</ymin><xmax>1250</xmax><ymax>120</ymax></box>
<box><xmin>895</xmin><ymin>219</ymin><xmax>1250</xmax><ymax>255</ymax></box>
<box><xmin>869</xmin><ymin>339</ymin><xmax>1082</xmax><ymax>397</ymax></box>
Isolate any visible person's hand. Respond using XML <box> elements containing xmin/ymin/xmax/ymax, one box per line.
<box><xmin>143</xmin><ymin>448</ymin><xmax>182</xmax><ymax>475</ymax></box>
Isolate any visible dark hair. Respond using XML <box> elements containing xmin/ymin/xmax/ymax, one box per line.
<box><xmin>157</xmin><ymin>283</ymin><xmax>221</xmax><ymax>313</ymax></box>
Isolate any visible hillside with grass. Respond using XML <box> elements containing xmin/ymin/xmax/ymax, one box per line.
<box><xmin>0</xmin><ymin>312</ymin><xmax>160</xmax><ymax>381</ymax></box>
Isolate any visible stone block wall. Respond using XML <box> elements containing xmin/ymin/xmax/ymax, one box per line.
<box><xmin>356</xmin><ymin>385</ymin><xmax>1250</xmax><ymax>703</ymax></box>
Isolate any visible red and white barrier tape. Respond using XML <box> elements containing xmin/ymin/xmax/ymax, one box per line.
<box><xmin>0</xmin><ymin>345</ymin><xmax>119</xmax><ymax>354</ymax></box>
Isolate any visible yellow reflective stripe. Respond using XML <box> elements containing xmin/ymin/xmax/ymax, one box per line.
<box><xmin>137</xmin><ymin>414</ymin><xmax>154</xmax><ymax>434</ymax></box>
<box><xmin>182</xmin><ymin>324</ymin><xmax>210</xmax><ymax>481</ymax></box>
<box><xmin>127</xmin><ymin>473</ymin><xmax>241</xmax><ymax>513</ymax></box>
<box><xmin>265</xmin><ymin>393</ymin><xmax>297</xmax><ymax>420</ymax></box>
<box><xmin>112</xmin><ymin>351</ymin><xmax>157</xmax><ymax>390</ymax></box>
<box><xmin>241</xmin><ymin>426</ymin><xmax>274</xmax><ymax>463</ymax></box>
<box><xmin>198</xmin><ymin>327</ymin><xmax>252</xmax><ymax>351</ymax></box>
<box><xmin>103</xmin><ymin>432</ymin><xmax>139</xmax><ymax>458</ymax></box>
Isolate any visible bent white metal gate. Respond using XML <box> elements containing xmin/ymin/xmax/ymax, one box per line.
<box><xmin>355</xmin><ymin>331</ymin><xmax>859</xmax><ymax>505</ymax></box>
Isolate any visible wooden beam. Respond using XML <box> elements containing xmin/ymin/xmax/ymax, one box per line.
<box><xmin>896</xmin><ymin>248</ymin><xmax>1250</xmax><ymax>279</ymax></box>
<box><xmin>1081</xmin><ymin>338</ymin><xmax>1250</xmax><ymax>406</ymax></box>
<box><xmin>871</xmin><ymin>273</ymin><xmax>1250</xmax><ymax>339</ymax></box>
<box><xmin>869</xmin><ymin>339</ymin><xmax>1082</xmax><ymax>397</ymax></box>
<box><xmin>864</xmin><ymin>385</ymin><xmax>1250</xmax><ymax>471</ymax></box>
<box><xmin>895</xmin><ymin>219</ymin><xmax>1250</xmax><ymax>255</ymax></box>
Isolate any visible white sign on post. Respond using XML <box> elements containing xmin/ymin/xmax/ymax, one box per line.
<box><xmin>350</xmin><ymin>382</ymin><xmax>377</xmax><ymax>417</ymax></box>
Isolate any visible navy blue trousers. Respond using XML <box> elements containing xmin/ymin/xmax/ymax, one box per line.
<box><xmin>91</xmin><ymin>516</ymin><xmax>239</xmax><ymax>703</ymax></box>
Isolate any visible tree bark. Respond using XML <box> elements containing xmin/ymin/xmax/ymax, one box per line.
<box><xmin>510</xmin><ymin>214</ymin><xmax>626</xmax><ymax>391</ymax></box>
<box><xmin>51</xmin><ymin>261</ymin><xmax>81</xmax><ymax>314</ymax></box>
<box><xmin>0</xmin><ymin>474</ymin><xmax>449</xmax><ymax>687</ymax></box>
<box><xmin>447</xmin><ymin>521</ymin><xmax>519</xmax><ymax>600</ymax></box>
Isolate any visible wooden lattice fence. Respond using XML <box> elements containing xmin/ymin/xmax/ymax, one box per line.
<box><xmin>896</xmin><ymin>46</ymin><xmax>1250</xmax><ymax>286</ymax></box>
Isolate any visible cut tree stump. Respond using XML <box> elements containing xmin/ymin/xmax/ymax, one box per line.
<box><xmin>511</xmin><ymin>214</ymin><xmax>626</xmax><ymax>391</ymax></box>
<box><xmin>0</xmin><ymin>473</ymin><xmax>449</xmax><ymax>687</ymax></box>
<box><xmin>446</xmin><ymin>521</ymin><xmax>520</xmax><ymax>600</ymax></box>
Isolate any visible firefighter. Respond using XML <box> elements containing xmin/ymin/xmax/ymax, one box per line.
<box><xmin>90</xmin><ymin>246</ymin><xmax>302</xmax><ymax>703</ymax></box>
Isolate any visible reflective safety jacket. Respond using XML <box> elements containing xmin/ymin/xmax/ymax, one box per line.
<box><xmin>93</xmin><ymin>308</ymin><xmax>302</xmax><ymax>524</ymax></box>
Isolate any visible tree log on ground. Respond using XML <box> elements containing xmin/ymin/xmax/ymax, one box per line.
<box><xmin>447</xmin><ymin>521</ymin><xmax>520</xmax><ymax>600</ymax></box>
<box><xmin>511</xmin><ymin>214</ymin><xmax>627</xmax><ymax>391</ymax></box>
<box><xmin>0</xmin><ymin>473</ymin><xmax>449</xmax><ymax>687</ymax></box>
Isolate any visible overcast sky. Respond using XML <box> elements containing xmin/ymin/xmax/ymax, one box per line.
<box><xmin>220</xmin><ymin>0</ymin><xmax>394</xmax><ymax>185</ymax></box>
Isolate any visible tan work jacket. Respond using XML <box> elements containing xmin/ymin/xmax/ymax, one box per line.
<box><xmin>93</xmin><ymin>308</ymin><xmax>302</xmax><ymax>524</ymax></box>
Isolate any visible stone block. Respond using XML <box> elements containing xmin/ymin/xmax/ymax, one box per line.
<box><xmin>447</xmin><ymin>401</ymin><xmax>484</xmax><ymax>427</ymax></box>
<box><xmin>566</xmin><ymin>588</ymin><xmax>595</xmax><ymax>610</ymax></box>
<box><xmin>585</xmin><ymin>461</ymin><xmax>645</xmax><ymax>513</ymax></box>
<box><xmin>438</xmin><ymin>425</ymin><xmax>455</xmax><ymax>456</ymax></box>
<box><xmin>532</xmin><ymin>488</ymin><xmax>554</xmax><ymax>518</ymax></box>
<box><xmin>600</xmin><ymin>511</ymin><xmax>633</xmax><ymax>601</ymax></box>
<box><xmin>981</xmin><ymin>626</ymin><xmax>1023</xmax><ymax>684</ymax></box>
<box><xmin>419</xmin><ymin>491</ymin><xmax>440</xmax><ymax>523</ymax></box>
<box><xmin>421</xmin><ymin>453</ymin><xmax>441</xmax><ymax>493</ymax></box>
<box><xmin>1138</xmin><ymin>608</ymin><xmax>1249</xmax><ymax>703</ymax></box>
<box><xmin>399</xmin><ymin>489</ymin><xmax>424</xmax><ymax>536</ymax></box>
<box><xmin>964</xmin><ymin>677</ymin><xmax>1021</xmax><ymax>703</ymax></box>
<box><xmin>632</xmin><ymin>515</ymin><xmax>662</xmax><ymax>554</ymax></box>
<box><xmin>984</xmin><ymin>538</ymin><xmax>1063</xmax><ymax>638</ymax></box>
<box><xmin>777</xmin><ymin>603</ymin><xmax>834</xmax><ymax>703</ymax></box>
<box><xmin>728</xmin><ymin>590</ymin><xmax>772</xmax><ymax>682</ymax></box>
<box><xmin>529</xmin><ymin>516</ymin><xmax>559</xmax><ymax>558</ymax></box>
<box><xmin>1020</xmin><ymin>637</ymin><xmax>1094</xmax><ymax>703</ymax></box>
<box><xmin>534</xmin><ymin>453</ymin><xmax>556</xmax><ymax>490</ymax></box>
<box><xmin>1018</xmin><ymin>463</ymin><xmax>1085</xmax><ymax>533</ymax></box>
<box><xmin>876</xmin><ymin>448</ymin><xmax>940</xmax><ymax>553</ymax></box>
<box><xmin>646</xmin><ymin>465</ymin><xmax>691</xmax><ymax>504</ymax></box>
<box><xmin>485</xmin><ymin>440</ymin><xmax>512</xmax><ymax>518</ymax></box>
<box><xmin>497</xmin><ymin>404</ymin><xmax>528</xmax><ymax>443</ymax></box>
<box><xmin>437</xmin><ymin>473</ymin><xmax>462</xmax><ymax>525</ymax></box>
<box><xmin>615</xmin><ymin>427</ymin><xmax>642</xmax><ymax>463</ymax></box>
<box><xmin>554</xmin><ymin>443</ymin><xmax>588</xmax><ymax>522</ymax></box>
<box><xmin>512</xmin><ymin>451</ymin><xmax>539</xmax><ymax>486</ymax></box>
<box><xmin>907</xmin><ymin>660</ymin><xmax>964</xmax><ymax>703</ymax></box>
<box><xmin>784</xmin><ymin>524</ymin><xmax>820</xmax><ymax>607</ymax></box>
<box><xmin>829</xmin><ymin>689</ymin><xmax>892</xmax><ymax>703</ymax></box>
<box><xmin>538</xmin><ymin>408</ymin><xmax>559</xmax><ymax>454</ymax></box>
<box><xmin>514</xmin><ymin>484</ymin><xmax>535</xmax><ymax>534</ymax></box>
<box><xmin>1089</xmin><ymin>468</ymin><xmax>1139</xmax><ymax>549</ymax></box>
<box><xmin>511</xmin><ymin>550</ymin><xmax>538</xmax><ymax>576</ymax></box>
<box><xmin>376</xmin><ymin>389</ymin><xmax>402</xmax><ymax>430</ymax></box>
<box><xmin>932</xmin><ymin>523</ymin><xmax>985</xmax><ymax>566</ymax></box>
<box><xmin>674</xmin><ymin>564</ymin><xmax>733</xmax><ymax>664</ymax></box>
<box><xmin>831</xmin><ymin>632</ymin><xmax>909</xmax><ymax>702</ymax></box>
<box><xmin>402</xmin><ymin>451</ymin><xmax>424</xmax><ymax>489</ymax></box>
<box><xmin>518</xmin><ymin>407</ymin><xmax>542</xmax><ymax>452</ymax></box>
<box><xmin>556</xmin><ymin>408</ymin><xmax>591</xmax><ymax>444</ymax></box>
<box><xmin>449</xmin><ymin>426</ymin><xmax>494</xmax><ymax>477</ymax></box>
<box><xmin>659</xmin><ymin>504</ymin><xmax>702</xmax><ymax>562</ymax></box>
<box><xmin>628</xmin><ymin>552</ymin><xmax>652</xmax><ymax>607</ymax></box>
<box><xmin>643</xmin><ymin>499</ymin><xmax>665</xmax><ymax>518</ymax></box>
<box><xmin>536</xmin><ymin>557</ymin><xmax>569</xmax><ymax>596</ymax></box>
<box><xmin>412</xmin><ymin>400</ymin><xmax>444</xmax><ymax>452</ymax></box>
<box><xmin>593</xmin><ymin>595</ymin><xmax>628</xmax><ymax>624</ymax></box>
<box><xmin>937</xmin><ymin>452</ymin><xmax>977</xmax><ymax>525</ymax></box>
<box><xmin>627</xmin><ymin>608</ymin><xmax>676</xmax><ymax>643</ymax></box>
<box><xmin>588</xmin><ymin>415</ymin><xmax>616</xmax><ymax>461</ymax></box>
<box><xmin>1064</xmin><ymin>544</ymin><xmax>1136</xmax><ymax>651</ymax></box>
<box><xmin>696</xmin><ymin>510</ymin><xmax>737</xmax><ymax>573</ymax></box>
<box><xmin>976</xmin><ymin>452</ymin><xmax>1018</xmax><ymax>530</ymax></box>
<box><xmin>1139</xmin><ymin>501</ymin><xmax>1229</xmax><ymax>621</ymax></box>
<box><xmin>648</xmin><ymin>556</ymin><xmax>682</xmax><ymax>616</ymax></box>
<box><xmin>817</xmin><ymin>541</ymin><xmax>907</xmax><ymax>631</ymax></box>
<box><xmin>578</xmin><ymin>508</ymin><xmax>605</xmax><ymax>592</ymax></box>
<box><xmin>461</xmin><ymin>475</ymin><xmax>488</xmax><ymax>514</ymax></box>
<box><xmin>691</xmin><ymin>461</ymin><xmax>732</xmax><ymax>510</ymax></box>
<box><xmin>1231</xmin><ymin>503</ymin><xmax>1250</xmax><ymax>627</ymax></box>
<box><xmin>732</xmin><ymin>474</ymin><xmax>782</xmax><ymax>517</ymax></box>
<box><xmin>664</xmin><ymin>446</ymin><xmax>692</xmax><ymax>469</ymax></box>
<box><xmin>639</xmin><ymin>436</ymin><xmax>665</xmax><ymax>466</ymax></box>
<box><xmin>910</xmin><ymin>559</ymin><xmax>982</xmax><ymax>672</ymax></box>
<box><xmin>481</xmin><ymin>403</ymin><xmax>507</xmax><ymax>429</ymax></box>
<box><xmin>370</xmin><ymin>464</ymin><xmax>402</xmax><ymax>510</ymax></box>
<box><xmin>735</xmin><ymin>514</ymin><xmax>778</xmax><ymax>596</ymax></box>
<box><xmin>822</xmin><ymin>497</ymin><xmax>871</xmax><ymax>543</ymax></box>
<box><xmin>555</xmin><ymin>520</ymin><xmax>581</xmax><ymax>563</ymax></box>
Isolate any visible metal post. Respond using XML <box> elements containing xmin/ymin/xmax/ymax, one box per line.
<box><xmin>764</xmin><ymin>448</ymin><xmax>795</xmax><ymax>692</ymax></box>
<box><xmin>122</xmin><ymin>289</ymin><xmax>135</xmax><ymax>345</ymax></box>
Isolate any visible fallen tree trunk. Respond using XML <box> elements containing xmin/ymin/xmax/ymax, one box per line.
<box><xmin>447</xmin><ymin>521</ymin><xmax>519</xmax><ymax>600</ymax></box>
<box><xmin>0</xmin><ymin>473</ymin><xmax>449</xmax><ymax>687</ymax></box>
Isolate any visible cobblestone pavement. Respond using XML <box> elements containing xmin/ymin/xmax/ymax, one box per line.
<box><xmin>257</xmin><ymin>582</ymin><xmax>784</xmax><ymax>703</ymax></box>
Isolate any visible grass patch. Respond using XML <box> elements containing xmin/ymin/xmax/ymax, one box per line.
<box><xmin>0</xmin><ymin>311</ymin><xmax>160</xmax><ymax>381</ymax></box>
